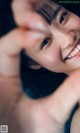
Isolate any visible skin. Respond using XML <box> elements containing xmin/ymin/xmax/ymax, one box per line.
<box><xmin>0</xmin><ymin>0</ymin><xmax>80</xmax><ymax>133</ymax></box>
<box><xmin>23</xmin><ymin>2</ymin><xmax>80</xmax><ymax>75</ymax></box>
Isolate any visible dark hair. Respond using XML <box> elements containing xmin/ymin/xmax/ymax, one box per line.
<box><xmin>21</xmin><ymin>50</ymin><xmax>38</xmax><ymax>67</ymax></box>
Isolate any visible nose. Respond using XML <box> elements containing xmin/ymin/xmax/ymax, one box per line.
<box><xmin>60</xmin><ymin>31</ymin><xmax>77</xmax><ymax>50</ymax></box>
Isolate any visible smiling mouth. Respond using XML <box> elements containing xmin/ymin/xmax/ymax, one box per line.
<box><xmin>63</xmin><ymin>39</ymin><xmax>80</xmax><ymax>62</ymax></box>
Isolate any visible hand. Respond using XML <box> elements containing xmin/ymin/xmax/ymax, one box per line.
<box><xmin>12</xmin><ymin>0</ymin><xmax>48</xmax><ymax>31</ymax></box>
<box><xmin>0</xmin><ymin>0</ymin><xmax>80</xmax><ymax>133</ymax></box>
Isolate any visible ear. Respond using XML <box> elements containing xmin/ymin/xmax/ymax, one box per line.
<box><xmin>29</xmin><ymin>64</ymin><xmax>41</xmax><ymax>70</ymax></box>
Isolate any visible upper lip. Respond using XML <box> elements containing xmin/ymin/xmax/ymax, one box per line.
<box><xmin>63</xmin><ymin>39</ymin><xmax>80</xmax><ymax>62</ymax></box>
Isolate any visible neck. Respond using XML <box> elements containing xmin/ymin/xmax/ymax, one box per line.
<box><xmin>65</xmin><ymin>69</ymin><xmax>80</xmax><ymax>76</ymax></box>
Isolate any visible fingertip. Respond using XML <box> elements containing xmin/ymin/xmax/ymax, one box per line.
<box><xmin>13</xmin><ymin>11</ymin><xmax>49</xmax><ymax>32</ymax></box>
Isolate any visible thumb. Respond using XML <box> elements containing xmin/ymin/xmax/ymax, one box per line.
<box><xmin>42</xmin><ymin>70</ymin><xmax>80</xmax><ymax>125</ymax></box>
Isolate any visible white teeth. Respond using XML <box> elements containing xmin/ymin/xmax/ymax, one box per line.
<box><xmin>71</xmin><ymin>53</ymin><xmax>74</xmax><ymax>57</ymax></box>
<box><xmin>77</xmin><ymin>45</ymin><xmax>80</xmax><ymax>50</ymax></box>
<box><xmin>74</xmin><ymin>48</ymin><xmax>79</xmax><ymax>53</ymax></box>
<box><xmin>67</xmin><ymin>44</ymin><xmax>80</xmax><ymax>58</ymax></box>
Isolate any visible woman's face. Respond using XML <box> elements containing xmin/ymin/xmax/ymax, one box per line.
<box><xmin>25</xmin><ymin>2</ymin><xmax>80</xmax><ymax>75</ymax></box>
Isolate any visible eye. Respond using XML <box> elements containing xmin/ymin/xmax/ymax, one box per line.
<box><xmin>41</xmin><ymin>37</ymin><xmax>52</xmax><ymax>49</ymax></box>
<box><xmin>59</xmin><ymin>11</ymin><xmax>68</xmax><ymax>24</ymax></box>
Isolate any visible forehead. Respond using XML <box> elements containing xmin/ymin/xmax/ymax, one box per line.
<box><xmin>37</xmin><ymin>0</ymin><xmax>61</xmax><ymax>24</ymax></box>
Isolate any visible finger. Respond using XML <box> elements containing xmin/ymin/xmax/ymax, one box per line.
<box><xmin>12</xmin><ymin>0</ymin><xmax>48</xmax><ymax>32</ymax></box>
<box><xmin>0</xmin><ymin>28</ymin><xmax>45</xmax><ymax>77</ymax></box>
<box><xmin>44</xmin><ymin>70</ymin><xmax>80</xmax><ymax>124</ymax></box>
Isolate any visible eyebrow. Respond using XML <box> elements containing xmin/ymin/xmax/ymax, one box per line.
<box><xmin>37</xmin><ymin>1</ymin><xmax>62</xmax><ymax>25</ymax></box>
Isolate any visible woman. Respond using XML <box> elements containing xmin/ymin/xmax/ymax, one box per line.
<box><xmin>21</xmin><ymin>0</ymin><xmax>80</xmax><ymax>75</ymax></box>
<box><xmin>0</xmin><ymin>0</ymin><xmax>80</xmax><ymax>133</ymax></box>
<box><xmin>20</xmin><ymin>0</ymin><xmax>80</xmax><ymax>97</ymax></box>
<box><xmin>20</xmin><ymin>1</ymin><xmax>80</xmax><ymax>132</ymax></box>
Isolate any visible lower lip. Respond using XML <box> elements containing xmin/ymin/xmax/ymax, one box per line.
<box><xmin>67</xmin><ymin>51</ymin><xmax>80</xmax><ymax>61</ymax></box>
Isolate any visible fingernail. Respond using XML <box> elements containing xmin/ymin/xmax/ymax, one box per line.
<box><xmin>26</xmin><ymin>12</ymin><xmax>49</xmax><ymax>32</ymax></box>
<box><xmin>36</xmin><ymin>21</ymin><xmax>49</xmax><ymax>32</ymax></box>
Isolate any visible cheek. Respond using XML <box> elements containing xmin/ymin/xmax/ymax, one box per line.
<box><xmin>37</xmin><ymin>49</ymin><xmax>61</xmax><ymax>68</ymax></box>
